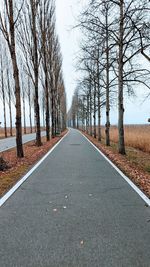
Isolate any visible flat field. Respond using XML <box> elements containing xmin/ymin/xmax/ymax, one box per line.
<box><xmin>101</xmin><ymin>125</ymin><xmax>150</xmax><ymax>153</ymax></box>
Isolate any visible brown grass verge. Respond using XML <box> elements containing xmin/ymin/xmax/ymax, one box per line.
<box><xmin>0</xmin><ymin>130</ymin><xmax>68</xmax><ymax>197</ymax></box>
<box><xmin>82</xmin><ymin>131</ymin><xmax>150</xmax><ymax>198</ymax></box>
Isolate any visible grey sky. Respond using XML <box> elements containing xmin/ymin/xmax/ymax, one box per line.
<box><xmin>0</xmin><ymin>0</ymin><xmax>149</xmax><ymax>127</ymax></box>
<box><xmin>55</xmin><ymin>0</ymin><xmax>150</xmax><ymax>124</ymax></box>
<box><xmin>55</xmin><ymin>0</ymin><xmax>81</xmax><ymax>109</ymax></box>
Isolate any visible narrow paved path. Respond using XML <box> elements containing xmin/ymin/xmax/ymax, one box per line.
<box><xmin>0</xmin><ymin>129</ymin><xmax>150</xmax><ymax>267</ymax></box>
<box><xmin>0</xmin><ymin>131</ymin><xmax>46</xmax><ymax>152</ymax></box>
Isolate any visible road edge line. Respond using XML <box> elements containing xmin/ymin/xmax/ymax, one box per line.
<box><xmin>80</xmin><ymin>131</ymin><xmax>150</xmax><ymax>207</ymax></box>
<box><xmin>0</xmin><ymin>130</ymin><xmax>69</xmax><ymax>207</ymax></box>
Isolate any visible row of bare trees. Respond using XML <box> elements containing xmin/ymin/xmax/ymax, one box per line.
<box><xmin>0</xmin><ymin>0</ymin><xmax>67</xmax><ymax>158</ymax></box>
<box><xmin>68</xmin><ymin>0</ymin><xmax>150</xmax><ymax>154</ymax></box>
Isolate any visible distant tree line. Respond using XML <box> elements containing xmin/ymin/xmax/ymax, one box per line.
<box><xmin>68</xmin><ymin>0</ymin><xmax>150</xmax><ymax>154</ymax></box>
<box><xmin>0</xmin><ymin>0</ymin><xmax>67</xmax><ymax>158</ymax></box>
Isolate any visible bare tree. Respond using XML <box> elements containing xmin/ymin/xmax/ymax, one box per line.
<box><xmin>27</xmin><ymin>76</ymin><xmax>33</xmax><ymax>133</ymax></box>
<box><xmin>6</xmin><ymin>67</ymin><xmax>13</xmax><ymax>136</ymax></box>
<box><xmin>30</xmin><ymin>0</ymin><xmax>42</xmax><ymax>145</ymax></box>
<box><xmin>21</xmin><ymin>72</ymin><xmax>27</xmax><ymax>134</ymax></box>
<box><xmin>0</xmin><ymin>1</ymin><xmax>24</xmax><ymax>157</ymax></box>
<box><xmin>39</xmin><ymin>0</ymin><xmax>55</xmax><ymax>141</ymax></box>
<box><xmin>0</xmin><ymin>51</ymin><xmax>7</xmax><ymax>138</ymax></box>
<box><xmin>76</xmin><ymin>0</ymin><xmax>150</xmax><ymax>155</ymax></box>
<box><xmin>18</xmin><ymin>0</ymin><xmax>42</xmax><ymax>146</ymax></box>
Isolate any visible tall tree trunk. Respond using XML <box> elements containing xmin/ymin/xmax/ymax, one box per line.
<box><xmin>105</xmin><ymin>5</ymin><xmax>110</xmax><ymax>146</ymax></box>
<box><xmin>13</xmin><ymin>61</ymin><xmax>24</xmax><ymax>157</ymax></box>
<box><xmin>93</xmin><ymin>81</ymin><xmax>96</xmax><ymax>138</ymax></box>
<box><xmin>54</xmin><ymin>93</ymin><xmax>57</xmax><ymax>135</ymax></box>
<box><xmin>1</xmin><ymin>58</ymin><xmax>7</xmax><ymax>138</ymax></box>
<box><xmin>77</xmin><ymin>94</ymin><xmax>79</xmax><ymax>129</ymax></box>
<box><xmin>45</xmin><ymin>74</ymin><xmax>50</xmax><ymax>140</ymax></box>
<box><xmin>31</xmin><ymin>0</ymin><xmax>42</xmax><ymax>146</ymax></box>
<box><xmin>86</xmin><ymin>94</ymin><xmax>89</xmax><ymax>134</ymax></box>
<box><xmin>42</xmin><ymin>99</ymin><xmax>45</xmax><ymax>128</ymax></box>
<box><xmin>51</xmin><ymin>89</ymin><xmax>55</xmax><ymax>137</ymax></box>
<box><xmin>54</xmin><ymin>98</ymin><xmax>57</xmax><ymax>136</ymax></box>
<box><xmin>7</xmin><ymin>69</ymin><xmax>13</xmax><ymax>136</ymax></box>
<box><xmin>9</xmin><ymin>0</ymin><xmax>24</xmax><ymax>157</ymax></box>
<box><xmin>28</xmin><ymin>78</ymin><xmax>32</xmax><ymax>133</ymax></box>
<box><xmin>82</xmin><ymin>98</ymin><xmax>85</xmax><ymax>131</ymax></box>
<box><xmin>97</xmin><ymin>49</ymin><xmax>101</xmax><ymax>142</ymax></box>
<box><xmin>22</xmin><ymin>90</ymin><xmax>26</xmax><ymax>134</ymax></box>
<box><xmin>118</xmin><ymin>0</ymin><xmax>125</xmax><ymax>155</ymax></box>
<box><xmin>43</xmin><ymin>41</ymin><xmax>50</xmax><ymax>140</ymax></box>
<box><xmin>57</xmin><ymin>97</ymin><xmax>61</xmax><ymax>133</ymax></box>
<box><xmin>97</xmin><ymin>89</ymin><xmax>101</xmax><ymax>142</ymax></box>
<box><xmin>89</xmin><ymin>84</ymin><xmax>92</xmax><ymax>136</ymax></box>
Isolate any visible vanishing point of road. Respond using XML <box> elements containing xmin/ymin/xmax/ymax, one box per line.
<box><xmin>0</xmin><ymin>129</ymin><xmax>150</xmax><ymax>267</ymax></box>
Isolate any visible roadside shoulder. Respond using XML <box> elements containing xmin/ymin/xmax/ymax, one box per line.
<box><xmin>80</xmin><ymin>131</ymin><xmax>150</xmax><ymax>206</ymax></box>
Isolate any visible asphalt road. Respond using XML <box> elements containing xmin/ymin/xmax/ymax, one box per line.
<box><xmin>0</xmin><ymin>131</ymin><xmax>46</xmax><ymax>152</ymax></box>
<box><xmin>0</xmin><ymin>129</ymin><xmax>150</xmax><ymax>267</ymax></box>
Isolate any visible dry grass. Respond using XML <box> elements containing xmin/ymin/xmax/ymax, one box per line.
<box><xmin>100</xmin><ymin>125</ymin><xmax>150</xmax><ymax>153</ymax></box>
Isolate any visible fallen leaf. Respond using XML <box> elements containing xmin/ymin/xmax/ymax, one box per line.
<box><xmin>53</xmin><ymin>208</ymin><xmax>57</xmax><ymax>212</ymax></box>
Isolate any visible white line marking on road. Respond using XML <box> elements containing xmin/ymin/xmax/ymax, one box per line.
<box><xmin>80</xmin><ymin>131</ymin><xmax>150</xmax><ymax>207</ymax></box>
<box><xmin>0</xmin><ymin>130</ymin><xmax>69</xmax><ymax>207</ymax></box>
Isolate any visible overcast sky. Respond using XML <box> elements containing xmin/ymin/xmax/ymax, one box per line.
<box><xmin>55</xmin><ymin>0</ymin><xmax>81</xmax><ymax>109</ymax></box>
<box><xmin>0</xmin><ymin>0</ymin><xmax>149</xmax><ymax>126</ymax></box>
<box><xmin>55</xmin><ymin>0</ymin><xmax>150</xmax><ymax>124</ymax></box>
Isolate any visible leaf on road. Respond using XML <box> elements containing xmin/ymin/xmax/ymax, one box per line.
<box><xmin>53</xmin><ymin>208</ymin><xmax>57</xmax><ymax>212</ymax></box>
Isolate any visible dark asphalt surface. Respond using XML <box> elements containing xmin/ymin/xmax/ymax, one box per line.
<box><xmin>0</xmin><ymin>131</ymin><xmax>46</xmax><ymax>152</ymax></box>
<box><xmin>0</xmin><ymin>129</ymin><xmax>150</xmax><ymax>267</ymax></box>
